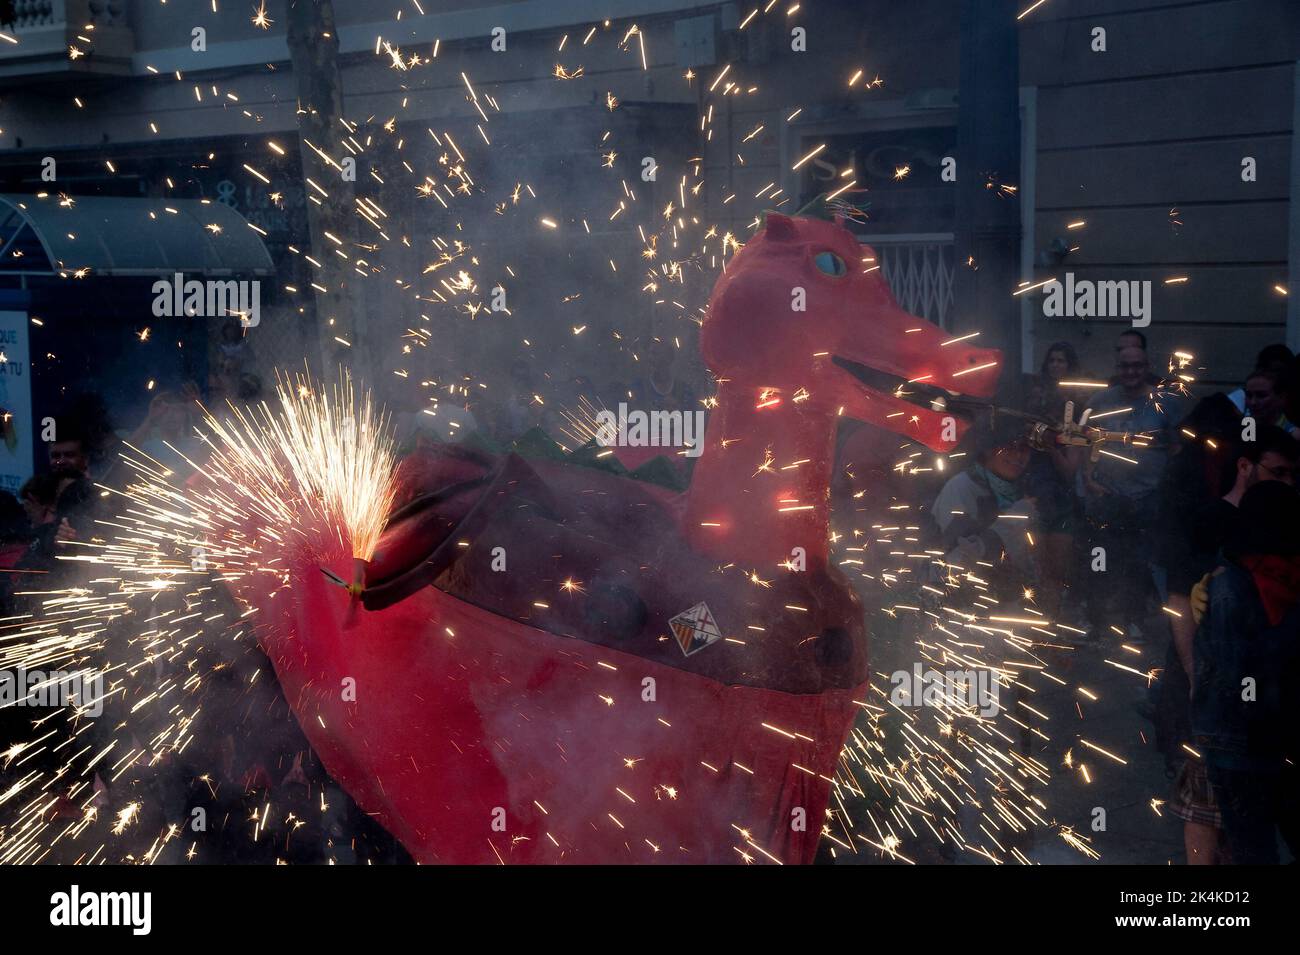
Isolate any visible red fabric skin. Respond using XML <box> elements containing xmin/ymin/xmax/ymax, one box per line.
<box><xmin>244</xmin><ymin>539</ymin><xmax>862</xmax><ymax>864</ymax></box>
<box><xmin>239</xmin><ymin>445</ymin><xmax>864</xmax><ymax>864</ymax></box>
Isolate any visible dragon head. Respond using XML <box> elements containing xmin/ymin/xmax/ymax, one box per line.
<box><xmin>701</xmin><ymin>212</ymin><xmax>999</xmax><ymax>449</ymax></box>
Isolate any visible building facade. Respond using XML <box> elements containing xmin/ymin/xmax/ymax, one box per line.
<box><xmin>0</xmin><ymin>0</ymin><xmax>1296</xmax><ymax>404</ymax></box>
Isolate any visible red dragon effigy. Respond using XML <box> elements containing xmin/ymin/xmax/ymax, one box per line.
<box><xmin>229</xmin><ymin>211</ymin><xmax>999</xmax><ymax>863</ymax></box>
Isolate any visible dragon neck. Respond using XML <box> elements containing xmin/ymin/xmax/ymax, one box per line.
<box><xmin>683</xmin><ymin>383</ymin><xmax>839</xmax><ymax>569</ymax></box>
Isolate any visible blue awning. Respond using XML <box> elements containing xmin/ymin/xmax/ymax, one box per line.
<box><xmin>0</xmin><ymin>193</ymin><xmax>274</xmax><ymax>277</ymax></box>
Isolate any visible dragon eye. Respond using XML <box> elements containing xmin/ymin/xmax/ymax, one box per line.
<box><xmin>814</xmin><ymin>251</ymin><xmax>847</xmax><ymax>277</ymax></box>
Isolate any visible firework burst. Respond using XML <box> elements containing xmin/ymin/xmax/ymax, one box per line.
<box><xmin>0</xmin><ymin>369</ymin><xmax>396</xmax><ymax>864</ymax></box>
<box><xmin>200</xmin><ymin>370</ymin><xmax>397</xmax><ymax>565</ymax></box>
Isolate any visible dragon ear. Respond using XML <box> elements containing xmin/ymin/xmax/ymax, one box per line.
<box><xmin>761</xmin><ymin>212</ymin><xmax>798</xmax><ymax>241</ymax></box>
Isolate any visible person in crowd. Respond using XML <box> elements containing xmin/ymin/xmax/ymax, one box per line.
<box><xmin>47</xmin><ymin>432</ymin><xmax>89</xmax><ymax>482</ymax></box>
<box><xmin>1155</xmin><ymin>360</ymin><xmax>1292</xmax><ymax>553</ymax></box>
<box><xmin>1158</xmin><ymin>425</ymin><xmax>1299</xmax><ymax>863</ymax></box>
<box><xmin>1242</xmin><ymin>367</ymin><xmax>1295</xmax><ymax>435</ymax></box>
<box><xmin>1160</xmin><ymin>381</ymin><xmax>1256</xmax><ymax>527</ymax></box>
<box><xmin>487</xmin><ymin>357</ymin><xmax>545</xmax><ymax>442</ymax></box>
<box><xmin>1116</xmin><ymin>329</ymin><xmax>1146</xmax><ymax>353</ymax></box>
<box><xmin>1110</xmin><ymin>329</ymin><xmax>1160</xmax><ymax>386</ymax></box>
<box><xmin>1227</xmin><ymin>343</ymin><xmax>1293</xmax><ymax>416</ymax></box>
<box><xmin>126</xmin><ymin>386</ymin><xmax>202</xmax><ymax>464</ymax></box>
<box><xmin>1025</xmin><ymin>341</ymin><xmax>1084</xmax><ymax>417</ymax></box>
<box><xmin>56</xmin><ymin>393</ymin><xmax>128</xmax><ymax>485</ymax></box>
<box><xmin>217</xmin><ymin>317</ymin><xmax>256</xmax><ymax>371</ymax></box>
<box><xmin>5</xmin><ymin>474</ymin><xmax>75</xmax><ymax>613</ymax></box>
<box><xmin>928</xmin><ymin>414</ymin><xmax>1037</xmax><ymax>600</ymax></box>
<box><xmin>1081</xmin><ymin>344</ymin><xmax>1187</xmax><ymax>642</ymax></box>
<box><xmin>0</xmin><ymin>490</ymin><xmax>31</xmax><ymax>607</ymax></box>
<box><xmin>19</xmin><ymin>472</ymin><xmax>61</xmax><ymax>528</ymax></box>
<box><xmin>207</xmin><ymin>319</ymin><xmax>258</xmax><ymax>408</ymax></box>
<box><xmin>1023</xmin><ymin>342</ymin><xmax>1087</xmax><ymax>619</ymax></box>
<box><xmin>38</xmin><ymin>425</ymin><xmax>99</xmax><ymax>547</ymax></box>
<box><xmin>1192</xmin><ymin>480</ymin><xmax>1300</xmax><ymax>864</ymax></box>
<box><xmin>630</xmin><ymin>337</ymin><xmax>698</xmax><ymax>415</ymax></box>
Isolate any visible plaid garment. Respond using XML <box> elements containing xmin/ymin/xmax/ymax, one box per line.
<box><xmin>1169</xmin><ymin>759</ymin><xmax>1222</xmax><ymax>828</ymax></box>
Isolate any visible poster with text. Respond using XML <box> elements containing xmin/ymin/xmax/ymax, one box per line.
<box><xmin>0</xmin><ymin>310</ymin><xmax>33</xmax><ymax>496</ymax></box>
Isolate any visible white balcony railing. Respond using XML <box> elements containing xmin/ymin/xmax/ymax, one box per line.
<box><xmin>857</xmin><ymin>233</ymin><xmax>956</xmax><ymax>330</ymax></box>
<box><xmin>6</xmin><ymin>0</ymin><xmax>127</xmax><ymax>27</ymax></box>
<box><xmin>0</xmin><ymin>0</ymin><xmax>133</xmax><ymax>82</ymax></box>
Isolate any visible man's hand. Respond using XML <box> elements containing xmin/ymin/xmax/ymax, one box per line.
<box><xmin>55</xmin><ymin>518</ymin><xmax>76</xmax><ymax>542</ymax></box>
